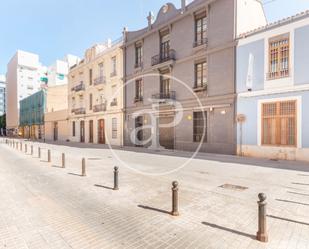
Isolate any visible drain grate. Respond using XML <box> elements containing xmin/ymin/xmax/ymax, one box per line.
<box><xmin>219</xmin><ymin>184</ymin><xmax>248</xmax><ymax>191</ymax></box>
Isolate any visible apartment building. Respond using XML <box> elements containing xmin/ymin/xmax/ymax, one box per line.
<box><xmin>6</xmin><ymin>50</ymin><xmax>47</xmax><ymax>135</ymax></box>
<box><xmin>237</xmin><ymin>11</ymin><xmax>309</xmax><ymax>162</ymax></box>
<box><xmin>0</xmin><ymin>75</ymin><xmax>6</xmax><ymax>116</ymax></box>
<box><xmin>68</xmin><ymin>38</ymin><xmax>124</xmax><ymax>146</ymax></box>
<box><xmin>123</xmin><ymin>0</ymin><xmax>266</xmax><ymax>154</ymax></box>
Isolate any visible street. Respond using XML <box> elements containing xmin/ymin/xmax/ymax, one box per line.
<box><xmin>0</xmin><ymin>139</ymin><xmax>309</xmax><ymax>249</ymax></box>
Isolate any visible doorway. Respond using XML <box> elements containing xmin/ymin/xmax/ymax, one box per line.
<box><xmin>53</xmin><ymin>122</ymin><xmax>58</xmax><ymax>141</ymax></box>
<box><xmin>80</xmin><ymin>121</ymin><xmax>85</xmax><ymax>143</ymax></box>
<box><xmin>89</xmin><ymin>120</ymin><xmax>93</xmax><ymax>143</ymax></box>
<box><xmin>98</xmin><ymin>119</ymin><xmax>105</xmax><ymax>144</ymax></box>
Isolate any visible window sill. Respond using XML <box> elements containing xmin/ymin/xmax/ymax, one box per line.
<box><xmin>193</xmin><ymin>85</ymin><xmax>207</xmax><ymax>92</ymax></box>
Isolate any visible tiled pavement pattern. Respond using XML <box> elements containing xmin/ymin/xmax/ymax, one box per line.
<box><xmin>1</xmin><ymin>139</ymin><xmax>309</xmax><ymax>249</ymax></box>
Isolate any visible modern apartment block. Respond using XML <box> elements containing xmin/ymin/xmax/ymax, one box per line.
<box><xmin>237</xmin><ymin>11</ymin><xmax>309</xmax><ymax>162</ymax></box>
<box><xmin>123</xmin><ymin>0</ymin><xmax>266</xmax><ymax>154</ymax></box>
<box><xmin>0</xmin><ymin>75</ymin><xmax>6</xmax><ymax>116</ymax></box>
<box><xmin>68</xmin><ymin>38</ymin><xmax>124</xmax><ymax>146</ymax></box>
<box><xmin>47</xmin><ymin>55</ymin><xmax>80</xmax><ymax>87</ymax></box>
<box><xmin>6</xmin><ymin>50</ymin><xmax>47</xmax><ymax>135</ymax></box>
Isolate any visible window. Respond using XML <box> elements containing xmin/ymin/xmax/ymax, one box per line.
<box><xmin>99</xmin><ymin>63</ymin><xmax>104</xmax><ymax>77</ymax></box>
<box><xmin>193</xmin><ymin>112</ymin><xmax>207</xmax><ymax>142</ymax></box>
<box><xmin>111</xmin><ymin>57</ymin><xmax>117</xmax><ymax>76</ymax></box>
<box><xmin>89</xmin><ymin>94</ymin><xmax>93</xmax><ymax>110</ymax></box>
<box><xmin>160</xmin><ymin>31</ymin><xmax>170</xmax><ymax>60</ymax></box>
<box><xmin>112</xmin><ymin>118</ymin><xmax>117</xmax><ymax>139</ymax></box>
<box><xmin>195</xmin><ymin>12</ymin><xmax>207</xmax><ymax>47</ymax></box>
<box><xmin>89</xmin><ymin>69</ymin><xmax>93</xmax><ymax>85</ymax></box>
<box><xmin>135</xmin><ymin>79</ymin><xmax>143</xmax><ymax>101</ymax></box>
<box><xmin>268</xmin><ymin>35</ymin><xmax>290</xmax><ymax>79</ymax></box>
<box><xmin>262</xmin><ymin>100</ymin><xmax>296</xmax><ymax>147</ymax></box>
<box><xmin>72</xmin><ymin>121</ymin><xmax>76</xmax><ymax>137</ymax></box>
<box><xmin>195</xmin><ymin>61</ymin><xmax>207</xmax><ymax>89</ymax></box>
<box><xmin>135</xmin><ymin>43</ymin><xmax>143</xmax><ymax>68</ymax></box>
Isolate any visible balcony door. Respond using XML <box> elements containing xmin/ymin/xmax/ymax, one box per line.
<box><xmin>160</xmin><ymin>32</ymin><xmax>170</xmax><ymax>61</ymax></box>
<box><xmin>98</xmin><ymin>119</ymin><xmax>105</xmax><ymax>144</ymax></box>
<box><xmin>160</xmin><ymin>72</ymin><xmax>170</xmax><ymax>98</ymax></box>
<box><xmin>89</xmin><ymin>120</ymin><xmax>93</xmax><ymax>143</ymax></box>
<box><xmin>80</xmin><ymin>121</ymin><xmax>85</xmax><ymax>143</ymax></box>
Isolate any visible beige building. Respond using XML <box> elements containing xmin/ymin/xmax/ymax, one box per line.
<box><xmin>44</xmin><ymin>84</ymin><xmax>69</xmax><ymax>142</ymax></box>
<box><xmin>68</xmin><ymin>39</ymin><xmax>124</xmax><ymax>146</ymax></box>
<box><xmin>123</xmin><ymin>0</ymin><xmax>266</xmax><ymax>154</ymax></box>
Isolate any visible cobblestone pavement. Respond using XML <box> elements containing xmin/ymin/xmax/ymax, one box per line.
<box><xmin>1</xmin><ymin>138</ymin><xmax>309</xmax><ymax>249</ymax></box>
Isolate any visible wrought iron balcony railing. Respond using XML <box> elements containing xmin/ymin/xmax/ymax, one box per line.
<box><xmin>71</xmin><ymin>107</ymin><xmax>86</xmax><ymax>115</ymax></box>
<box><xmin>110</xmin><ymin>98</ymin><xmax>118</xmax><ymax>107</ymax></box>
<box><xmin>94</xmin><ymin>76</ymin><xmax>106</xmax><ymax>86</ymax></box>
<box><xmin>193</xmin><ymin>38</ymin><xmax>208</xmax><ymax>48</ymax></box>
<box><xmin>110</xmin><ymin>71</ymin><xmax>117</xmax><ymax>77</ymax></box>
<box><xmin>152</xmin><ymin>91</ymin><xmax>176</xmax><ymax>100</ymax></box>
<box><xmin>71</xmin><ymin>83</ymin><xmax>85</xmax><ymax>92</ymax></box>
<box><xmin>93</xmin><ymin>104</ymin><xmax>107</xmax><ymax>113</ymax></box>
<box><xmin>151</xmin><ymin>49</ymin><xmax>176</xmax><ymax>66</ymax></box>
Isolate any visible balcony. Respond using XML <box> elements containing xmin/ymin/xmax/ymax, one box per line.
<box><xmin>71</xmin><ymin>107</ymin><xmax>86</xmax><ymax>115</ymax></box>
<box><xmin>152</xmin><ymin>91</ymin><xmax>176</xmax><ymax>100</ymax></box>
<box><xmin>94</xmin><ymin>76</ymin><xmax>106</xmax><ymax>86</ymax></box>
<box><xmin>134</xmin><ymin>96</ymin><xmax>143</xmax><ymax>103</ymax></box>
<box><xmin>110</xmin><ymin>71</ymin><xmax>117</xmax><ymax>78</ymax></box>
<box><xmin>93</xmin><ymin>103</ymin><xmax>106</xmax><ymax>113</ymax></box>
<box><xmin>71</xmin><ymin>83</ymin><xmax>85</xmax><ymax>92</ymax></box>
<box><xmin>151</xmin><ymin>49</ymin><xmax>176</xmax><ymax>66</ymax></box>
<box><xmin>193</xmin><ymin>84</ymin><xmax>207</xmax><ymax>92</ymax></box>
<box><xmin>110</xmin><ymin>98</ymin><xmax>118</xmax><ymax>107</ymax></box>
<box><xmin>193</xmin><ymin>38</ymin><xmax>208</xmax><ymax>48</ymax></box>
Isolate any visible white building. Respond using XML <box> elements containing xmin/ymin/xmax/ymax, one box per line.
<box><xmin>0</xmin><ymin>75</ymin><xmax>6</xmax><ymax>116</ymax></box>
<box><xmin>6</xmin><ymin>50</ymin><xmax>47</xmax><ymax>135</ymax></box>
<box><xmin>47</xmin><ymin>55</ymin><xmax>80</xmax><ymax>86</ymax></box>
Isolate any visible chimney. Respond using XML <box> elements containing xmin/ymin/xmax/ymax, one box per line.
<box><xmin>147</xmin><ymin>11</ymin><xmax>154</xmax><ymax>30</ymax></box>
<box><xmin>122</xmin><ymin>27</ymin><xmax>128</xmax><ymax>42</ymax></box>
<box><xmin>181</xmin><ymin>0</ymin><xmax>187</xmax><ymax>13</ymax></box>
<box><xmin>107</xmin><ymin>39</ymin><xmax>112</xmax><ymax>48</ymax></box>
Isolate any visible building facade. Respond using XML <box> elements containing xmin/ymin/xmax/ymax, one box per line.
<box><xmin>6</xmin><ymin>50</ymin><xmax>47</xmax><ymax>135</ymax></box>
<box><xmin>237</xmin><ymin>11</ymin><xmax>309</xmax><ymax>161</ymax></box>
<box><xmin>0</xmin><ymin>75</ymin><xmax>6</xmax><ymax>116</ymax></box>
<box><xmin>44</xmin><ymin>84</ymin><xmax>70</xmax><ymax>142</ymax></box>
<box><xmin>123</xmin><ymin>0</ymin><xmax>266</xmax><ymax>154</ymax></box>
<box><xmin>19</xmin><ymin>90</ymin><xmax>46</xmax><ymax>139</ymax></box>
<box><xmin>68</xmin><ymin>39</ymin><xmax>124</xmax><ymax>146</ymax></box>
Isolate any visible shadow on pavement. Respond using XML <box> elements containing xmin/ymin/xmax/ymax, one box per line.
<box><xmin>137</xmin><ymin>205</ymin><xmax>171</xmax><ymax>215</ymax></box>
<box><xmin>267</xmin><ymin>215</ymin><xmax>309</xmax><ymax>226</ymax></box>
<box><xmin>201</xmin><ymin>222</ymin><xmax>255</xmax><ymax>240</ymax></box>
<box><xmin>94</xmin><ymin>184</ymin><xmax>114</xmax><ymax>190</ymax></box>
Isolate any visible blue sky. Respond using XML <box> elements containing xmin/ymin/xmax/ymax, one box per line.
<box><xmin>0</xmin><ymin>0</ymin><xmax>309</xmax><ymax>75</ymax></box>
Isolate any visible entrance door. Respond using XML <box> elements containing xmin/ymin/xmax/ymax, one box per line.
<box><xmin>98</xmin><ymin>119</ymin><xmax>105</xmax><ymax>144</ymax></box>
<box><xmin>53</xmin><ymin>122</ymin><xmax>58</xmax><ymax>141</ymax></box>
<box><xmin>80</xmin><ymin>121</ymin><xmax>85</xmax><ymax>143</ymax></box>
<box><xmin>159</xmin><ymin>116</ymin><xmax>175</xmax><ymax>150</ymax></box>
<box><xmin>89</xmin><ymin>120</ymin><xmax>93</xmax><ymax>143</ymax></box>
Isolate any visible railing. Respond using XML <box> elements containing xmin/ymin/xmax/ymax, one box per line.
<box><xmin>193</xmin><ymin>38</ymin><xmax>208</xmax><ymax>48</ymax></box>
<box><xmin>134</xmin><ymin>61</ymin><xmax>143</xmax><ymax>69</ymax></box>
<box><xmin>151</xmin><ymin>49</ymin><xmax>176</xmax><ymax>66</ymax></box>
<box><xmin>110</xmin><ymin>71</ymin><xmax>117</xmax><ymax>77</ymax></box>
<box><xmin>71</xmin><ymin>108</ymin><xmax>86</xmax><ymax>115</ymax></box>
<box><xmin>71</xmin><ymin>83</ymin><xmax>85</xmax><ymax>92</ymax></box>
<box><xmin>267</xmin><ymin>70</ymin><xmax>289</xmax><ymax>80</ymax></box>
<box><xmin>94</xmin><ymin>76</ymin><xmax>106</xmax><ymax>86</ymax></box>
<box><xmin>110</xmin><ymin>98</ymin><xmax>118</xmax><ymax>107</ymax></box>
<box><xmin>93</xmin><ymin>104</ymin><xmax>107</xmax><ymax>113</ymax></box>
<box><xmin>134</xmin><ymin>96</ymin><xmax>143</xmax><ymax>103</ymax></box>
<box><xmin>152</xmin><ymin>91</ymin><xmax>176</xmax><ymax>100</ymax></box>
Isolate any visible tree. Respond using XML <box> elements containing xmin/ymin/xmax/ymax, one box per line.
<box><xmin>0</xmin><ymin>114</ymin><xmax>6</xmax><ymax>129</ymax></box>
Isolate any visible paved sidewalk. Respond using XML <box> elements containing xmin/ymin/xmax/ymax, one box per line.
<box><xmin>1</xmin><ymin>138</ymin><xmax>309</xmax><ymax>249</ymax></box>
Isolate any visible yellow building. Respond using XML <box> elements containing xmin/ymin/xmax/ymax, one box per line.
<box><xmin>68</xmin><ymin>38</ymin><xmax>124</xmax><ymax>146</ymax></box>
<box><xmin>44</xmin><ymin>84</ymin><xmax>70</xmax><ymax>141</ymax></box>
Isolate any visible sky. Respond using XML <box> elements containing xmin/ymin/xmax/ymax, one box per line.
<box><xmin>0</xmin><ymin>0</ymin><xmax>309</xmax><ymax>75</ymax></box>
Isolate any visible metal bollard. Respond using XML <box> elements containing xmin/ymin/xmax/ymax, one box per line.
<box><xmin>81</xmin><ymin>158</ymin><xmax>86</xmax><ymax>176</ymax></box>
<box><xmin>38</xmin><ymin>147</ymin><xmax>41</xmax><ymax>158</ymax></box>
<box><xmin>31</xmin><ymin>145</ymin><xmax>33</xmax><ymax>155</ymax></box>
<box><xmin>62</xmin><ymin>153</ymin><xmax>65</xmax><ymax>168</ymax></box>
<box><xmin>171</xmin><ymin>181</ymin><xmax>179</xmax><ymax>216</ymax></box>
<box><xmin>113</xmin><ymin>167</ymin><xmax>119</xmax><ymax>190</ymax></box>
<box><xmin>25</xmin><ymin>144</ymin><xmax>28</xmax><ymax>154</ymax></box>
<box><xmin>20</xmin><ymin>142</ymin><xmax>22</xmax><ymax>151</ymax></box>
<box><xmin>47</xmin><ymin>150</ymin><xmax>51</xmax><ymax>163</ymax></box>
<box><xmin>256</xmin><ymin>193</ymin><xmax>268</xmax><ymax>243</ymax></box>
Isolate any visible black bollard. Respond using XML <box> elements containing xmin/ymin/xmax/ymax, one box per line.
<box><xmin>113</xmin><ymin>167</ymin><xmax>119</xmax><ymax>190</ymax></box>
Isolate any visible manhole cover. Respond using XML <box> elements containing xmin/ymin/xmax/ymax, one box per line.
<box><xmin>219</xmin><ymin>184</ymin><xmax>248</xmax><ymax>191</ymax></box>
